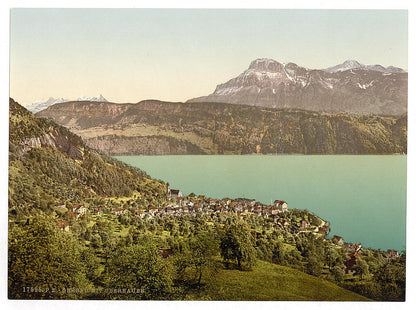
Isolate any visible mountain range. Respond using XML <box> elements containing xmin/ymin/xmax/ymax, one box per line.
<box><xmin>25</xmin><ymin>94</ymin><xmax>108</xmax><ymax>113</ymax></box>
<box><xmin>188</xmin><ymin>58</ymin><xmax>407</xmax><ymax>115</ymax></box>
<box><xmin>33</xmin><ymin>58</ymin><xmax>407</xmax><ymax>155</ymax></box>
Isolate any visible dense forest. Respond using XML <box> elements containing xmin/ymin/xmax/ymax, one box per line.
<box><xmin>8</xmin><ymin>98</ymin><xmax>405</xmax><ymax>301</ymax></box>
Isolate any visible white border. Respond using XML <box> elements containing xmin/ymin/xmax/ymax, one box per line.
<box><xmin>1</xmin><ymin>1</ymin><xmax>414</xmax><ymax>310</ymax></box>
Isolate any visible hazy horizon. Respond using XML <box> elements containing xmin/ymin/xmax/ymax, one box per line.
<box><xmin>10</xmin><ymin>9</ymin><xmax>408</xmax><ymax>105</ymax></box>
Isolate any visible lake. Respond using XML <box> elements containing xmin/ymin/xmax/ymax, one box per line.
<box><xmin>115</xmin><ymin>155</ymin><xmax>407</xmax><ymax>251</ymax></box>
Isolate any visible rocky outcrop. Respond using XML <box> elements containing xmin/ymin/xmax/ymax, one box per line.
<box><xmin>85</xmin><ymin>135</ymin><xmax>206</xmax><ymax>155</ymax></box>
<box><xmin>19</xmin><ymin>130</ymin><xmax>83</xmax><ymax>160</ymax></box>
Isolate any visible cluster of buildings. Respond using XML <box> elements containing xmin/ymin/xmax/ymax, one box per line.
<box><xmin>143</xmin><ymin>194</ymin><xmax>288</xmax><ymax>220</ymax></box>
<box><xmin>55</xmin><ymin>190</ymin><xmax>291</xmax><ymax>231</ymax></box>
<box><xmin>331</xmin><ymin>235</ymin><xmax>401</xmax><ymax>274</ymax></box>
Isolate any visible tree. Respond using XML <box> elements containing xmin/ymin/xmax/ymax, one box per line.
<box><xmin>188</xmin><ymin>230</ymin><xmax>219</xmax><ymax>285</ymax></box>
<box><xmin>271</xmin><ymin>240</ymin><xmax>287</xmax><ymax>265</ymax></box>
<box><xmin>373</xmin><ymin>260</ymin><xmax>406</xmax><ymax>301</ymax></box>
<box><xmin>324</xmin><ymin>245</ymin><xmax>344</xmax><ymax>272</ymax></box>
<box><xmin>305</xmin><ymin>255</ymin><xmax>323</xmax><ymax>276</ymax></box>
<box><xmin>104</xmin><ymin>237</ymin><xmax>176</xmax><ymax>299</ymax></box>
<box><xmin>331</xmin><ymin>266</ymin><xmax>345</xmax><ymax>283</ymax></box>
<box><xmin>220</xmin><ymin>221</ymin><xmax>256</xmax><ymax>270</ymax></box>
<box><xmin>8</xmin><ymin>214</ymin><xmax>92</xmax><ymax>299</ymax></box>
<box><xmin>354</xmin><ymin>258</ymin><xmax>369</xmax><ymax>280</ymax></box>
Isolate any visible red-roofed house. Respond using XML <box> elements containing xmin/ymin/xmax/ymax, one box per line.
<box><xmin>71</xmin><ymin>204</ymin><xmax>87</xmax><ymax>215</ymax></box>
<box><xmin>332</xmin><ymin>235</ymin><xmax>344</xmax><ymax>246</ymax></box>
<box><xmin>387</xmin><ymin>249</ymin><xmax>400</xmax><ymax>259</ymax></box>
<box><xmin>274</xmin><ymin>200</ymin><xmax>288</xmax><ymax>212</ymax></box>
<box><xmin>56</xmin><ymin>220</ymin><xmax>70</xmax><ymax>231</ymax></box>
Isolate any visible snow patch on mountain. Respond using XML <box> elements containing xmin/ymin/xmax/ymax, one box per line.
<box><xmin>25</xmin><ymin>94</ymin><xmax>109</xmax><ymax>113</ymax></box>
<box><xmin>76</xmin><ymin>94</ymin><xmax>108</xmax><ymax>102</ymax></box>
<box><xmin>325</xmin><ymin>60</ymin><xmax>406</xmax><ymax>73</ymax></box>
<box><xmin>25</xmin><ymin>97</ymin><xmax>69</xmax><ymax>113</ymax></box>
<box><xmin>357</xmin><ymin>81</ymin><xmax>375</xmax><ymax>90</ymax></box>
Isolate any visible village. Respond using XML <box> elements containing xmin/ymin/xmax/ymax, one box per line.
<box><xmin>55</xmin><ymin>183</ymin><xmax>401</xmax><ymax>274</ymax></box>
<box><xmin>55</xmin><ymin>184</ymin><xmax>321</xmax><ymax>234</ymax></box>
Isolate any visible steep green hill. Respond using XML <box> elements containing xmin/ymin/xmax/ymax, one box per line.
<box><xmin>37</xmin><ymin>100</ymin><xmax>407</xmax><ymax>155</ymax></box>
<box><xmin>8</xmin><ymin>98</ymin><xmax>166</xmax><ymax>216</ymax></box>
<box><xmin>188</xmin><ymin>260</ymin><xmax>371</xmax><ymax>301</ymax></box>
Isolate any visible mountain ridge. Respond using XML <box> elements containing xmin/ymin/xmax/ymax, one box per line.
<box><xmin>324</xmin><ymin>59</ymin><xmax>406</xmax><ymax>73</ymax></box>
<box><xmin>188</xmin><ymin>58</ymin><xmax>407</xmax><ymax>115</ymax></box>
<box><xmin>37</xmin><ymin>99</ymin><xmax>407</xmax><ymax>156</ymax></box>
<box><xmin>24</xmin><ymin>94</ymin><xmax>109</xmax><ymax>113</ymax></box>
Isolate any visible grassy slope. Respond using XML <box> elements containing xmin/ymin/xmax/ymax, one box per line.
<box><xmin>188</xmin><ymin>260</ymin><xmax>371</xmax><ymax>301</ymax></box>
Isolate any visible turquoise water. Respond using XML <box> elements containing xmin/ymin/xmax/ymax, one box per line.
<box><xmin>115</xmin><ymin>155</ymin><xmax>407</xmax><ymax>251</ymax></box>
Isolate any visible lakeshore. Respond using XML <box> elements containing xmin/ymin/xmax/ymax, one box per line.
<box><xmin>115</xmin><ymin>154</ymin><xmax>407</xmax><ymax>252</ymax></box>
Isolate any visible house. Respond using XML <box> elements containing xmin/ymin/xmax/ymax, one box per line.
<box><xmin>300</xmin><ymin>219</ymin><xmax>310</xmax><ymax>230</ymax></box>
<box><xmin>270</xmin><ymin>214</ymin><xmax>280</xmax><ymax>223</ymax></box>
<box><xmin>317</xmin><ymin>226</ymin><xmax>329</xmax><ymax>236</ymax></box>
<box><xmin>112</xmin><ymin>208</ymin><xmax>128</xmax><ymax>216</ymax></box>
<box><xmin>56</xmin><ymin>220</ymin><xmax>70</xmax><ymax>231</ymax></box>
<box><xmin>277</xmin><ymin>218</ymin><xmax>289</xmax><ymax>227</ymax></box>
<box><xmin>148</xmin><ymin>205</ymin><xmax>158</xmax><ymax>215</ymax></box>
<box><xmin>55</xmin><ymin>203</ymin><xmax>66</xmax><ymax>208</ymax></box>
<box><xmin>93</xmin><ymin>205</ymin><xmax>105</xmax><ymax>215</ymax></box>
<box><xmin>166</xmin><ymin>183</ymin><xmax>183</xmax><ymax>200</ymax></box>
<box><xmin>345</xmin><ymin>252</ymin><xmax>360</xmax><ymax>274</ymax></box>
<box><xmin>135</xmin><ymin>210</ymin><xmax>146</xmax><ymax>218</ymax></box>
<box><xmin>353</xmin><ymin>243</ymin><xmax>362</xmax><ymax>253</ymax></box>
<box><xmin>274</xmin><ymin>200</ymin><xmax>288</xmax><ymax>212</ymax></box>
<box><xmin>387</xmin><ymin>249</ymin><xmax>400</xmax><ymax>260</ymax></box>
<box><xmin>71</xmin><ymin>204</ymin><xmax>87</xmax><ymax>215</ymax></box>
<box><xmin>221</xmin><ymin>197</ymin><xmax>231</xmax><ymax>205</ymax></box>
<box><xmin>332</xmin><ymin>235</ymin><xmax>344</xmax><ymax>246</ymax></box>
<box><xmin>169</xmin><ymin>189</ymin><xmax>182</xmax><ymax>199</ymax></box>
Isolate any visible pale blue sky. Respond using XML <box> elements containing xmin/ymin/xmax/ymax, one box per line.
<box><xmin>10</xmin><ymin>9</ymin><xmax>408</xmax><ymax>104</ymax></box>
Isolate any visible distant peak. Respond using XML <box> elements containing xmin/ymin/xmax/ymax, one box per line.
<box><xmin>324</xmin><ymin>59</ymin><xmax>364</xmax><ymax>72</ymax></box>
<box><xmin>248</xmin><ymin>58</ymin><xmax>283</xmax><ymax>71</ymax></box>
<box><xmin>342</xmin><ymin>59</ymin><xmax>363</xmax><ymax>66</ymax></box>
<box><xmin>325</xmin><ymin>60</ymin><xmax>406</xmax><ymax>73</ymax></box>
<box><xmin>76</xmin><ymin>95</ymin><xmax>108</xmax><ymax>102</ymax></box>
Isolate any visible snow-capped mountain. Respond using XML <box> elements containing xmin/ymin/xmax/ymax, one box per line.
<box><xmin>324</xmin><ymin>60</ymin><xmax>406</xmax><ymax>73</ymax></box>
<box><xmin>25</xmin><ymin>97</ymin><xmax>69</xmax><ymax>113</ymax></box>
<box><xmin>25</xmin><ymin>94</ymin><xmax>109</xmax><ymax>113</ymax></box>
<box><xmin>324</xmin><ymin>60</ymin><xmax>364</xmax><ymax>73</ymax></box>
<box><xmin>188</xmin><ymin>58</ymin><xmax>407</xmax><ymax>115</ymax></box>
<box><xmin>76</xmin><ymin>94</ymin><xmax>108</xmax><ymax>102</ymax></box>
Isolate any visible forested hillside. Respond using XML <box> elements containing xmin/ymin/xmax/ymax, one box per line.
<box><xmin>9</xmin><ymin>98</ymin><xmax>166</xmax><ymax>216</ymax></box>
<box><xmin>37</xmin><ymin>100</ymin><xmax>407</xmax><ymax>155</ymax></box>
